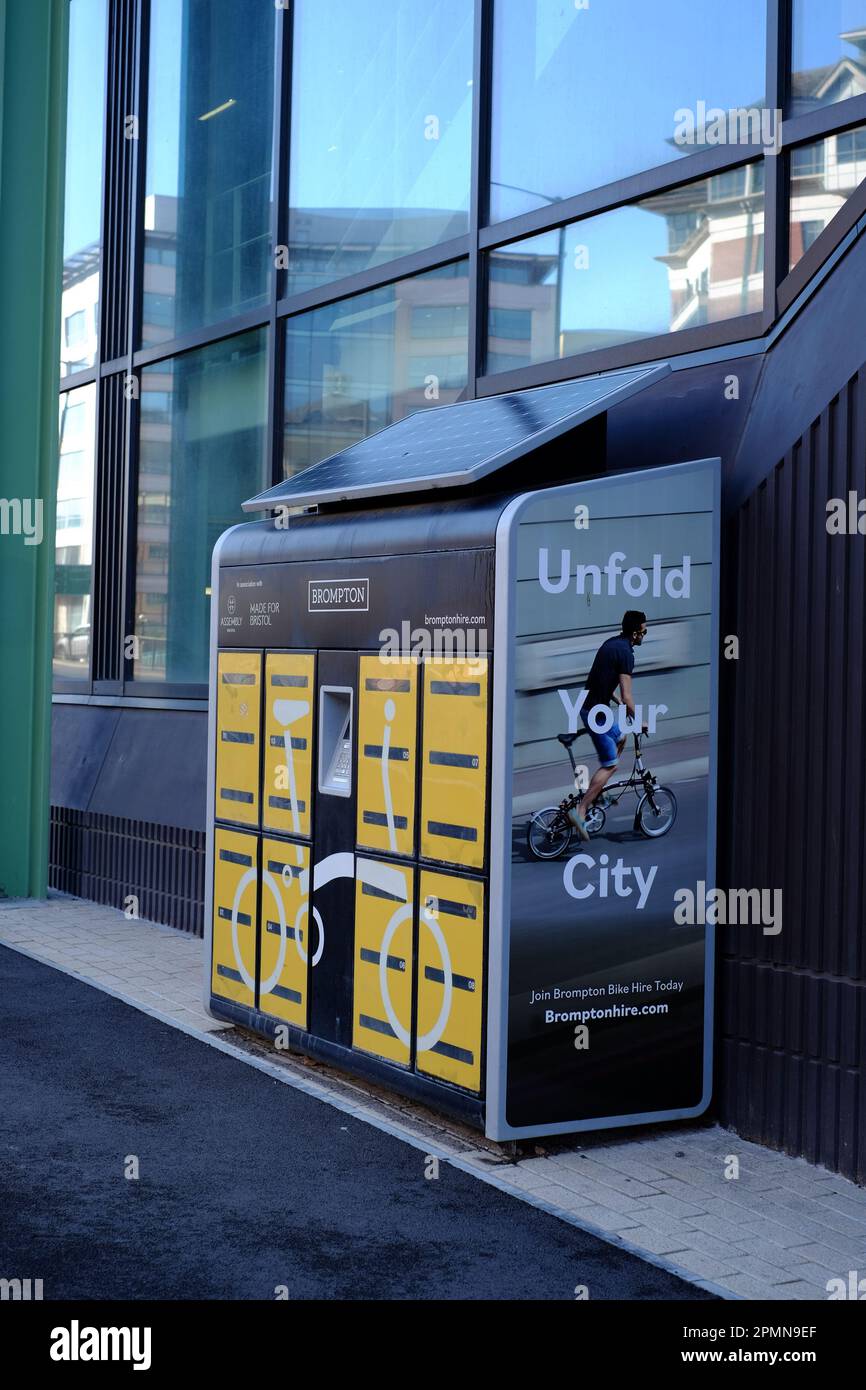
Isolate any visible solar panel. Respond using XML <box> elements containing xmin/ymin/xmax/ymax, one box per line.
<box><xmin>243</xmin><ymin>362</ymin><xmax>671</xmax><ymax>511</ymax></box>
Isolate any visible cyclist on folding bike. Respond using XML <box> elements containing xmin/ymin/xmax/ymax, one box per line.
<box><xmin>569</xmin><ymin>610</ymin><xmax>647</xmax><ymax>841</ymax></box>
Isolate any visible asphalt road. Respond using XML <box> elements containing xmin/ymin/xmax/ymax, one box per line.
<box><xmin>0</xmin><ymin>946</ymin><xmax>712</xmax><ymax>1301</ymax></box>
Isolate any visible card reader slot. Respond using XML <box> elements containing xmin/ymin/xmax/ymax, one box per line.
<box><xmin>318</xmin><ymin>685</ymin><xmax>354</xmax><ymax>798</ymax></box>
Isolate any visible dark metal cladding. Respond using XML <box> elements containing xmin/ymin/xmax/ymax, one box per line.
<box><xmin>720</xmin><ymin>364</ymin><xmax>866</xmax><ymax>1184</ymax></box>
<box><xmin>216</xmin><ymin>498</ymin><xmax>505</xmax><ymax>652</ymax></box>
<box><xmin>218</xmin><ymin>493</ymin><xmax>512</xmax><ymax>566</ymax></box>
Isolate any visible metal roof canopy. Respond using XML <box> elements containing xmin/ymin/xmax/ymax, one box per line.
<box><xmin>243</xmin><ymin>362</ymin><xmax>671</xmax><ymax>512</ymax></box>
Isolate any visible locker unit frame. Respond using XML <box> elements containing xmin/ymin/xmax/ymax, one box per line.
<box><xmin>205</xmin><ymin>460</ymin><xmax>719</xmax><ymax>1139</ymax></box>
<box><xmin>203</xmin><ymin>530</ymin><xmax>493</xmax><ymax>1127</ymax></box>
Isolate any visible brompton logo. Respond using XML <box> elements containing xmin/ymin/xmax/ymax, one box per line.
<box><xmin>308</xmin><ymin>578</ymin><xmax>370</xmax><ymax>613</ymax></box>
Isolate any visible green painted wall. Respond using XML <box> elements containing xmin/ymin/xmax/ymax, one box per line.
<box><xmin>0</xmin><ymin>0</ymin><xmax>68</xmax><ymax>897</ymax></box>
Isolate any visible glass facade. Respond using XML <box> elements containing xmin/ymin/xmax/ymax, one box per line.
<box><xmin>284</xmin><ymin>263</ymin><xmax>469</xmax><ymax>475</ymax></box>
<box><xmin>487</xmin><ymin>166</ymin><xmax>765</xmax><ymax>373</ymax></box>
<box><xmin>141</xmin><ymin>0</ymin><xmax>276</xmax><ymax>346</ymax></box>
<box><xmin>133</xmin><ymin>330</ymin><xmax>268</xmax><ymax>685</ymax></box>
<box><xmin>54</xmin><ymin>386</ymin><xmax>97</xmax><ymax>680</ymax></box>
<box><xmin>490</xmin><ymin>0</ymin><xmax>766</xmax><ymax>222</ymax></box>
<box><xmin>789</xmin><ymin>125</ymin><xmax>866</xmax><ymax>267</ymax></box>
<box><xmin>54</xmin><ymin>3</ymin><xmax>866</xmax><ymax>697</ymax></box>
<box><xmin>286</xmin><ymin>0</ymin><xmax>473</xmax><ymax>296</ymax></box>
<box><xmin>60</xmin><ymin>0</ymin><xmax>107</xmax><ymax>375</ymax></box>
<box><xmin>790</xmin><ymin>2</ymin><xmax>866</xmax><ymax>116</ymax></box>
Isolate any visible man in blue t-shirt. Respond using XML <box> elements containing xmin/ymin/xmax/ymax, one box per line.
<box><xmin>569</xmin><ymin>610</ymin><xmax>647</xmax><ymax>840</ymax></box>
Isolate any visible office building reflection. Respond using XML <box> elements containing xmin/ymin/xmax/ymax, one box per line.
<box><xmin>488</xmin><ymin>165</ymin><xmax>765</xmax><ymax>372</ymax></box>
<box><xmin>789</xmin><ymin>124</ymin><xmax>866</xmax><ymax>267</ymax></box>
<box><xmin>54</xmin><ymin>385</ymin><xmax>96</xmax><ymax>678</ymax></box>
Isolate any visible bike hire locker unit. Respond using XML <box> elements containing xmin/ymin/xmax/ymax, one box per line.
<box><xmin>205</xmin><ymin>363</ymin><xmax>721</xmax><ymax>1140</ymax></box>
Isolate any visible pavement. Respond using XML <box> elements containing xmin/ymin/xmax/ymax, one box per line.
<box><xmin>0</xmin><ymin>941</ymin><xmax>704</xmax><ymax>1301</ymax></box>
<box><xmin>2</xmin><ymin>893</ymin><xmax>865</xmax><ymax>1301</ymax></box>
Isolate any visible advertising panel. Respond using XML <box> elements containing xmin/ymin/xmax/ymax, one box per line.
<box><xmin>488</xmin><ymin>459</ymin><xmax>720</xmax><ymax>1138</ymax></box>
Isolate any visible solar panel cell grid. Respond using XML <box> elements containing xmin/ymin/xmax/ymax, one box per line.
<box><xmin>243</xmin><ymin>364</ymin><xmax>669</xmax><ymax>511</ymax></box>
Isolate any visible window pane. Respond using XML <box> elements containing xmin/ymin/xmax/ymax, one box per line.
<box><xmin>283</xmin><ymin>262</ymin><xmax>469</xmax><ymax>475</ymax></box>
<box><xmin>791</xmin><ymin>2</ymin><xmax>866</xmax><ymax>116</ymax></box>
<box><xmin>286</xmin><ymin>0</ymin><xmax>473</xmax><ymax>296</ymax></box>
<box><xmin>134</xmin><ymin>330</ymin><xmax>269</xmax><ymax>684</ymax></box>
<box><xmin>789</xmin><ymin>126</ymin><xmax>866</xmax><ymax>267</ymax></box>
<box><xmin>490</xmin><ymin>0</ymin><xmax>766</xmax><ymax>222</ymax></box>
<box><xmin>141</xmin><ymin>0</ymin><xmax>275</xmax><ymax>346</ymax></box>
<box><xmin>486</xmin><ymin>166</ymin><xmax>764</xmax><ymax>374</ymax></box>
<box><xmin>61</xmin><ymin>0</ymin><xmax>107</xmax><ymax>375</ymax></box>
<box><xmin>55</xmin><ymin>386</ymin><xmax>97</xmax><ymax>680</ymax></box>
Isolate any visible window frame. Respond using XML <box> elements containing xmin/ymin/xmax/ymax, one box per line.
<box><xmin>56</xmin><ymin>0</ymin><xmax>866</xmax><ymax>703</ymax></box>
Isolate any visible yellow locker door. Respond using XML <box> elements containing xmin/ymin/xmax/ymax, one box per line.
<box><xmin>416</xmin><ymin>871</ymin><xmax>484</xmax><ymax>1092</ymax></box>
<box><xmin>420</xmin><ymin>657</ymin><xmax>488</xmax><ymax>869</ymax></box>
<box><xmin>352</xmin><ymin>858</ymin><xmax>413</xmax><ymax>1067</ymax></box>
<box><xmin>259</xmin><ymin>837</ymin><xmax>310</xmax><ymax>1029</ymax></box>
<box><xmin>263</xmin><ymin>653</ymin><xmax>315</xmax><ymax>838</ymax></box>
<box><xmin>356</xmin><ymin>655</ymin><xmax>418</xmax><ymax>857</ymax></box>
<box><xmin>215</xmin><ymin>651</ymin><xmax>262</xmax><ymax>826</ymax></box>
<box><xmin>212</xmin><ymin>827</ymin><xmax>258</xmax><ymax>1009</ymax></box>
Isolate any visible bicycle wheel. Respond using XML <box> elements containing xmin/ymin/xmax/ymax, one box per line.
<box><xmin>636</xmin><ymin>786</ymin><xmax>677</xmax><ymax>838</ymax></box>
<box><xmin>527</xmin><ymin>807</ymin><xmax>574</xmax><ymax>859</ymax></box>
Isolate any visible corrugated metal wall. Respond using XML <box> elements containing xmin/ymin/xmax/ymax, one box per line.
<box><xmin>719</xmin><ymin>365</ymin><xmax>866</xmax><ymax>1183</ymax></box>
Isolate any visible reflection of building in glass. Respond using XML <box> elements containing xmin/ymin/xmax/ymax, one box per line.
<box><xmin>134</xmin><ymin>369</ymin><xmax>172</xmax><ymax>677</ymax></box>
<box><xmin>287</xmin><ymin>208</ymin><xmax>468</xmax><ymax>297</ymax></box>
<box><xmin>60</xmin><ymin>243</ymin><xmax>99</xmax><ymax>375</ymax></box>
<box><xmin>487</xmin><ymin>166</ymin><xmax>765</xmax><ymax>369</ymax></box>
<box><xmin>284</xmin><ymin>251</ymin><xmax>469</xmax><ymax>476</ymax></box>
<box><xmin>141</xmin><ymin>196</ymin><xmax>178</xmax><ymax>347</ymax></box>
<box><xmin>141</xmin><ymin>0</ymin><xmax>274</xmax><ymax>345</ymax></box>
<box><xmin>142</xmin><ymin>179</ymin><xmax>271</xmax><ymax>346</ymax></box>
<box><xmin>486</xmin><ymin>245</ymin><xmax>559</xmax><ymax>377</ymax></box>
<box><xmin>133</xmin><ymin>332</ymin><xmax>268</xmax><ymax>684</ymax></box>
<box><xmin>54</xmin><ymin>386</ymin><xmax>95</xmax><ymax>676</ymax></box>
<box><xmin>641</xmin><ymin>163</ymin><xmax>765</xmax><ymax>333</ymax></box>
<box><xmin>789</xmin><ymin>125</ymin><xmax>866</xmax><ymax>267</ymax></box>
<box><xmin>791</xmin><ymin>27</ymin><xmax>866</xmax><ymax>116</ymax></box>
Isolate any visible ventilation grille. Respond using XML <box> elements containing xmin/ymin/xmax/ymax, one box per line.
<box><xmin>49</xmin><ymin>807</ymin><xmax>205</xmax><ymax>935</ymax></box>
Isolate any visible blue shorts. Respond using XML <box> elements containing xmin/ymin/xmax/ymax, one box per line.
<box><xmin>581</xmin><ymin>707</ymin><xmax>622</xmax><ymax>769</ymax></box>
